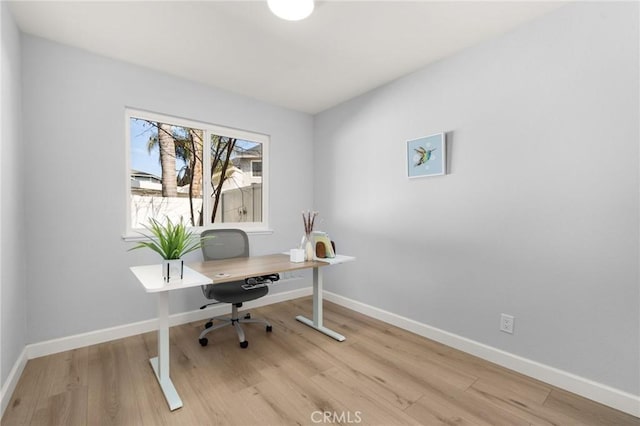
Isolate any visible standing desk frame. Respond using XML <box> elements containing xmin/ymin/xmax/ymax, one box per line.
<box><xmin>130</xmin><ymin>253</ymin><xmax>354</xmax><ymax>411</ymax></box>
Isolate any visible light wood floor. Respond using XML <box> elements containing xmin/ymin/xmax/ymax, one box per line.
<box><xmin>3</xmin><ymin>297</ymin><xmax>639</xmax><ymax>426</ymax></box>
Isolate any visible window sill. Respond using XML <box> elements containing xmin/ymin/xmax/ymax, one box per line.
<box><xmin>122</xmin><ymin>228</ymin><xmax>274</xmax><ymax>242</ymax></box>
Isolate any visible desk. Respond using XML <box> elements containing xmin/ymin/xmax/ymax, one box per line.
<box><xmin>131</xmin><ymin>253</ymin><xmax>354</xmax><ymax>411</ymax></box>
<box><xmin>189</xmin><ymin>253</ymin><xmax>355</xmax><ymax>342</ymax></box>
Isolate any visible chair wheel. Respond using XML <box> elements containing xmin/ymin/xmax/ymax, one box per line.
<box><xmin>266</xmin><ymin>325</ymin><xmax>273</xmax><ymax>332</ymax></box>
<box><xmin>240</xmin><ymin>341</ymin><xmax>249</xmax><ymax>349</ymax></box>
<box><xmin>199</xmin><ymin>338</ymin><xmax>208</xmax><ymax>347</ymax></box>
<box><xmin>205</xmin><ymin>321</ymin><xmax>213</xmax><ymax>329</ymax></box>
<box><xmin>244</xmin><ymin>313</ymin><xmax>251</xmax><ymax>319</ymax></box>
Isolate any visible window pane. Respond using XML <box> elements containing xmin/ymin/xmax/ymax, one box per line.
<box><xmin>251</xmin><ymin>161</ymin><xmax>262</xmax><ymax>177</ymax></box>
<box><xmin>130</xmin><ymin>117</ymin><xmax>204</xmax><ymax>228</ymax></box>
<box><xmin>209</xmin><ymin>135</ymin><xmax>263</xmax><ymax>224</ymax></box>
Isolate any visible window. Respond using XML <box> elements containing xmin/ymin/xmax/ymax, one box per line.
<box><xmin>126</xmin><ymin>109</ymin><xmax>268</xmax><ymax>235</ymax></box>
<box><xmin>251</xmin><ymin>160</ymin><xmax>263</xmax><ymax>177</ymax></box>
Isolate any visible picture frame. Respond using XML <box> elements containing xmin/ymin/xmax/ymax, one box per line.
<box><xmin>406</xmin><ymin>133</ymin><xmax>446</xmax><ymax>178</ymax></box>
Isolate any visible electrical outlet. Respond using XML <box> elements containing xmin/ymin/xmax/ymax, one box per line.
<box><xmin>500</xmin><ymin>314</ymin><xmax>514</xmax><ymax>334</ymax></box>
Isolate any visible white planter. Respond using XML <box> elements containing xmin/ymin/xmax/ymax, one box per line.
<box><xmin>162</xmin><ymin>259</ymin><xmax>184</xmax><ymax>282</ymax></box>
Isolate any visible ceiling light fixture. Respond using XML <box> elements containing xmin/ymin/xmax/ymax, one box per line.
<box><xmin>268</xmin><ymin>0</ymin><xmax>314</xmax><ymax>21</ymax></box>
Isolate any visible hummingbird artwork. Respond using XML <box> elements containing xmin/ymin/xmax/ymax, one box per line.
<box><xmin>414</xmin><ymin>146</ymin><xmax>437</xmax><ymax>167</ymax></box>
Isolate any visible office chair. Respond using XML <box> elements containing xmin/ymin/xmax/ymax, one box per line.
<box><xmin>198</xmin><ymin>229</ymin><xmax>272</xmax><ymax>349</ymax></box>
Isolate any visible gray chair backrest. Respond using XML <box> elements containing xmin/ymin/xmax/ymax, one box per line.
<box><xmin>201</xmin><ymin>229</ymin><xmax>249</xmax><ymax>261</ymax></box>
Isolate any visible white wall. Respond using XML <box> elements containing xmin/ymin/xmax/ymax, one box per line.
<box><xmin>314</xmin><ymin>2</ymin><xmax>639</xmax><ymax>395</ymax></box>
<box><xmin>21</xmin><ymin>35</ymin><xmax>314</xmax><ymax>344</ymax></box>
<box><xmin>1</xmin><ymin>1</ymin><xmax>27</xmax><ymax>388</ymax></box>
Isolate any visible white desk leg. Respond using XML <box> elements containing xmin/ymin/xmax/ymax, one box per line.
<box><xmin>149</xmin><ymin>291</ymin><xmax>183</xmax><ymax>411</ymax></box>
<box><xmin>296</xmin><ymin>266</ymin><xmax>346</xmax><ymax>341</ymax></box>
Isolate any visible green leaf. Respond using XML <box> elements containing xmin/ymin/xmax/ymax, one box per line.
<box><xmin>128</xmin><ymin>216</ymin><xmax>210</xmax><ymax>260</ymax></box>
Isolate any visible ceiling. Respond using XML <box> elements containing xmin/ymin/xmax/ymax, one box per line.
<box><xmin>8</xmin><ymin>1</ymin><xmax>564</xmax><ymax>114</ymax></box>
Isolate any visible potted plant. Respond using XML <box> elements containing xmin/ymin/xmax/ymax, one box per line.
<box><xmin>129</xmin><ymin>217</ymin><xmax>204</xmax><ymax>281</ymax></box>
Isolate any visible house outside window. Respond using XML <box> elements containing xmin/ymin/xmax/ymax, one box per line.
<box><xmin>126</xmin><ymin>109</ymin><xmax>269</xmax><ymax>235</ymax></box>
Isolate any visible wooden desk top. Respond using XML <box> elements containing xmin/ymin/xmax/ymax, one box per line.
<box><xmin>188</xmin><ymin>253</ymin><xmax>329</xmax><ymax>284</ymax></box>
<box><xmin>131</xmin><ymin>254</ymin><xmax>354</xmax><ymax>292</ymax></box>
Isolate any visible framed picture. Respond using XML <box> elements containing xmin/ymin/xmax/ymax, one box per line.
<box><xmin>407</xmin><ymin>133</ymin><xmax>446</xmax><ymax>178</ymax></box>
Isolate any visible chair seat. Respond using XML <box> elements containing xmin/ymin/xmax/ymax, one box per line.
<box><xmin>203</xmin><ymin>281</ymin><xmax>268</xmax><ymax>304</ymax></box>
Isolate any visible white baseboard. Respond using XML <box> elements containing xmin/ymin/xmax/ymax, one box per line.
<box><xmin>4</xmin><ymin>287</ymin><xmax>637</xmax><ymax>419</ymax></box>
<box><xmin>1</xmin><ymin>285</ymin><xmax>311</xmax><ymax>419</ymax></box>
<box><xmin>323</xmin><ymin>291</ymin><xmax>640</xmax><ymax>418</ymax></box>
<box><xmin>0</xmin><ymin>346</ymin><xmax>28</xmax><ymax>418</ymax></box>
<box><xmin>27</xmin><ymin>286</ymin><xmax>312</xmax><ymax>360</ymax></box>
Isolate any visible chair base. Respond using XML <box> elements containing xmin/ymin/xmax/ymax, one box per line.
<box><xmin>199</xmin><ymin>303</ymin><xmax>272</xmax><ymax>348</ymax></box>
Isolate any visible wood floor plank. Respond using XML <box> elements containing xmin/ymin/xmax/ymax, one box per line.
<box><xmin>168</xmin><ymin>325</ymin><xmax>250</xmax><ymax>425</ymax></box>
<box><xmin>354</xmin><ymin>336</ymin><xmax>478</xmax><ymax>392</ymax></box>
<box><xmin>86</xmin><ymin>341</ymin><xmax>144</xmax><ymax>425</ymax></box>
<box><xmin>28</xmin><ymin>386</ymin><xmax>88</xmax><ymax>426</ymax></box>
<box><xmin>425</xmin><ymin>344</ymin><xmax>553</xmax><ymax>405</ymax></box>
<box><xmin>2</xmin><ymin>357</ymin><xmax>57</xmax><ymax>426</ymax></box>
<box><xmin>2</xmin><ymin>297</ymin><xmax>638</xmax><ymax>426</ymax></box>
<box><xmin>347</xmin><ymin>312</ymin><xmax>553</xmax><ymax>407</ymax></box>
<box><xmin>120</xmin><ymin>333</ymin><xmax>171</xmax><ymax>426</ymax></box>
<box><xmin>466</xmin><ymin>380</ymin><xmax>571</xmax><ymax>426</ymax></box>
<box><xmin>403</xmin><ymin>391</ymin><xmax>487</xmax><ymax>426</ymax></box>
<box><xmin>406</xmin><ymin>385</ymin><xmax>532</xmax><ymax>426</ymax></box>
<box><xmin>37</xmin><ymin>349</ymin><xmax>89</xmax><ymax>400</ymax></box>
<box><xmin>19</xmin><ymin>349</ymin><xmax>90</xmax><ymax>426</ymax></box>
<box><xmin>543</xmin><ymin>388</ymin><xmax>640</xmax><ymax>426</ymax></box>
<box><xmin>252</xmin><ymin>368</ymin><xmax>343</xmax><ymax>424</ymax></box>
<box><xmin>310</xmin><ymin>366</ymin><xmax>424</xmax><ymax>425</ymax></box>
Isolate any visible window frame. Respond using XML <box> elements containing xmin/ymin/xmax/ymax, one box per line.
<box><xmin>124</xmin><ymin>108</ymin><xmax>270</xmax><ymax>239</ymax></box>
